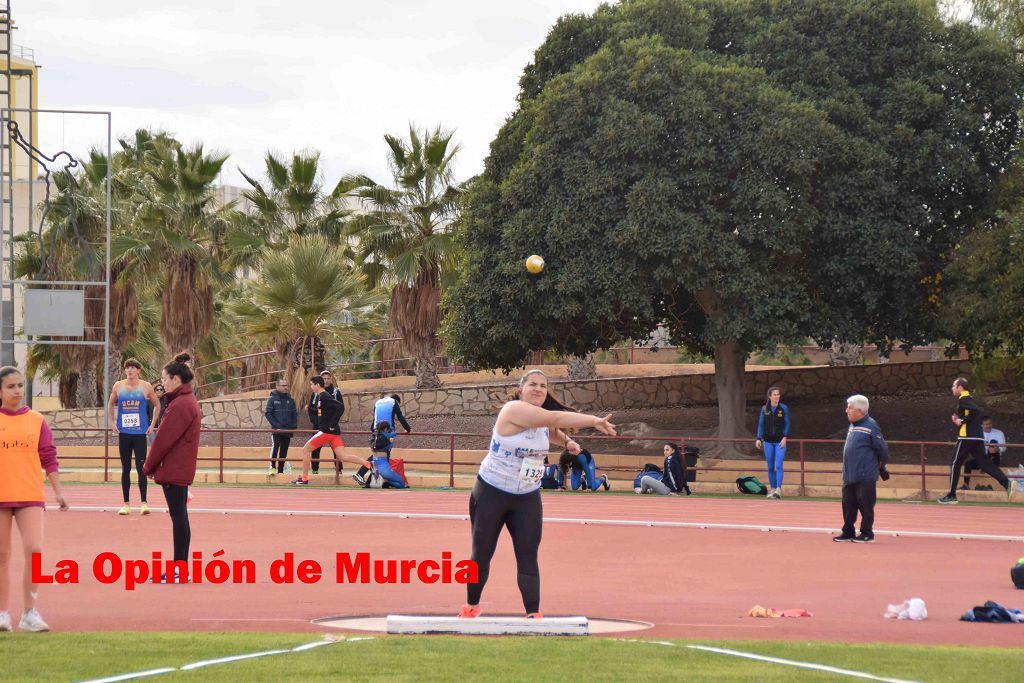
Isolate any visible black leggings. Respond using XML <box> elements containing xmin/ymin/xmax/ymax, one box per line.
<box><xmin>949</xmin><ymin>440</ymin><xmax>1008</xmax><ymax>496</ymax></box>
<box><xmin>119</xmin><ymin>434</ymin><xmax>148</xmax><ymax>503</ymax></box>
<box><xmin>467</xmin><ymin>477</ymin><xmax>542</xmax><ymax>614</ymax></box>
<box><xmin>269</xmin><ymin>434</ymin><xmax>292</xmax><ymax>473</ymax></box>
<box><xmin>161</xmin><ymin>484</ymin><xmax>191</xmax><ymax>563</ymax></box>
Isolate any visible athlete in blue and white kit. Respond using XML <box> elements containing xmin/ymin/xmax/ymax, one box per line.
<box><xmin>369</xmin><ymin>421</ymin><xmax>407</xmax><ymax>488</ymax></box>
<box><xmin>459</xmin><ymin>369</ymin><xmax>616</xmax><ymax>619</ymax></box>
<box><xmin>354</xmin><ymin>394</ymin><xmax>411</xmax><ymax>486</ymax></box>
<box><xmin>559</xmin><ymin>446</ymin><xmax>610</xmax><ymax>492</ymax></box>
<box><xmin>107</xmin><ymin>359</ymin><xmax>161</xmax><ymax>515</ymax></box>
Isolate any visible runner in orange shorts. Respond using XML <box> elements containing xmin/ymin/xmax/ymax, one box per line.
<box><xmin>293</xmin><ymin>375</ymin><xmax>370</xmax><ymax>485</ymax></box>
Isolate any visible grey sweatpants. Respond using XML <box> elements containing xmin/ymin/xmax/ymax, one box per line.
<box><xmin>640</xmin><ymin>475</ymin><xmax>672</xmax><ymax>495</ymax></box>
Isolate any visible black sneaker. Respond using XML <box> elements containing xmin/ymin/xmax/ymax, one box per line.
<box><xmin>852</xmin><ymin>534</ymin><xmax>875</xmax><ymax>543</ymax></box>
<box><xmin>601</xmin><ymin>475</ymin><xmax>611</xmax><ymax>491</ymax></box>
<box><xmin>937</xmin><ymin>495</ymin><xmax>958</xmax><ymax>505</ymax></box>
<box><xmin>291</xmin><ymin>478</ymin><xmax>309</xmax><ymax>486</ymax></box>
<box><xmin>833</xmin><ymin>534</ymin><xmax>856</xmax><ymax>542</ymax></box>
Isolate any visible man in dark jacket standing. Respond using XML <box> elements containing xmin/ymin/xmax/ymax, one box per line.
<box><xmin>265</xmin><ymin>379</ymin><xmax>298</xmax><ymax>475</ymax></box>
<box><xmin>834</xmin><ymin>394</ymin><xmax>889</xmax><ymax>544</ymax></box>
<box><xmin>939</xmin><ymin>377</ymin><xmax>1014</xmax><ymax>504</ymax></box>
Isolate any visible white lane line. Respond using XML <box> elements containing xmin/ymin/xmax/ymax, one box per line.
<box><xmin>179</xmin><ymin>649</ymin><xmax>290</xmax><ymax>670</ymax></box>
<box><xmin>687</xmin><ymin>645</ymin><xmax>920</xmax><ymax>683</ymax></box>
<box><xmin>75</xmin><ymin>637</ymin><xmax>374</xmax><ymax>683</ymax></box>
<box><xmin>616</xmin><ymin>640</ymin><xmax>920</xmax><ymax>683</ymax></box>
<box><xmin>76</xmin><ymin>669</ymin><xmax>175</xmax><ymax>683</ymax></box>
<box><xmin>67</xmin><ymin>506</ymin><xmax>1024</xmax><ymax>542</ymax></box>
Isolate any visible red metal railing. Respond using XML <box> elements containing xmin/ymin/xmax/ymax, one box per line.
<box><xmin>192</xmin><ymin>337</ymin><xmax>465</xmax><ymax>398</ymax></box>
<box><xmin>51</xmin><ymin>427</ymin><xmax>1022</xmax><ymax>496</ymax></box>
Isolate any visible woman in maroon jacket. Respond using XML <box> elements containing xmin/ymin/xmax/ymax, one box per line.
<box><xmin>143</xmin><ymin>353</ymin><xmax>200</xmax><ymax>583</ymax></box>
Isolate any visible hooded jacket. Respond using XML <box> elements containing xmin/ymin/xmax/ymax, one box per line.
<box><xmin>264</xmin><ymin>389</ymin><xmax>298</xmax><ymax>431</ymax></box>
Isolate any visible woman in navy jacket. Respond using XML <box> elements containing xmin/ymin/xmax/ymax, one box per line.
<box><xmin>756</xmin><ymin>386</ymin><xmax>789</xmax><ymax>499</ymax></box>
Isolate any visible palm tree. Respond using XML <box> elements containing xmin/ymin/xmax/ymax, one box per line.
<box><xmin>227</xmin><ymin>150</ymin><xmax>356</xmax><ymax>271</ymax></box>
<box><xmin>232</xmin><ymin>236</ymin><xmax>384</xmax><ymax>402</ymax></box>
<box><xmin>112</xmin><ymin>140</ymin><xmax>233</xmax><ymax>363</ymax></box>
<box><xmin>344</xmin><ymin>125</ymin><xmax>464</xmax><ymax>389</ymax></box>
<box><xmin>15</xmin><ymin>151</ymin><xmax>108</xmax><ymax>407</ymax></box>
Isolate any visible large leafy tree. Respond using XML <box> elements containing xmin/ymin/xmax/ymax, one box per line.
<box><xmin>232</xmin><ymin>236</ymin><xmax>383</xmax><ymax>402</ymax></box>
<box><xmin>444</xmin><ymin>0</ymin><xmax>1024</xmax><ymax>443</ymax></box>
<box><xmin>937</xmin><ymin>0</ymin><xmax>1024</xmax><ymax>382</ymax></box>
<box><xmin>344</xmin><ymin>125</ymin><xmax>464</xmax><ymax>389</ymax></box>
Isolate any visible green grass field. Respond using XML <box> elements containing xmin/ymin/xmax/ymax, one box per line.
<box><xmin>3</xmin><ymin>633</ymin><xmax>1020</xmax><ymax>682</ymax></box>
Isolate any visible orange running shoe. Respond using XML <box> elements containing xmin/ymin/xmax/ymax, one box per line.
<box><xmin>526</xmin><ymin>612</ymin><xmax>544</xmax><ymax>619</ymax></box>
<box><xmin>457</xmin><ymin>604</ymin><xmax>482</xmax><ymax>618</ymax></box>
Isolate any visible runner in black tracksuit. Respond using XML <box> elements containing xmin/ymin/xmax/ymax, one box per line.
<box><xmin>940</xmin><ymin>378</ymin><xmax>1012</xmax><ymax>503</ymax></box>
<box><xmin>308</xmin><ymin>371</ymin><xmax>343</xmax><ymax>474</ymax></box>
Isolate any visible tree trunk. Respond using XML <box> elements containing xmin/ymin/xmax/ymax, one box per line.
<box><xmin>566</xmin><ymin>352</ymin><xmax>597</xmax><ymax>380</ymax></box>
<box><xmin>60</xmin><ymin>372</ymin><xmax>79</xmax><ymax>409</ymax></box>
<box><xmin>413</xmin><ymin>351</ymin><xmax>442</xmax><ymax>389</ymax></box>
<box><xmin>76</xmin><ymin>363</ymin><xmax>99</xmax><ymax>408</ymax></box>
<box><xmin>713</xmin><ymin>340</ymin><xmax>752</xmax><ymax>456</ymax></box>
<box><xmin>107</xmin><ymin>348</ymin><xmax>123</xmax><ymax>398</ymax></box>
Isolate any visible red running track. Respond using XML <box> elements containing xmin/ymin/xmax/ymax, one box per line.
<box><xmin>20</xmin><ymin>484</ymin><xmax>1024</xmax><ymax>647</ymax></box>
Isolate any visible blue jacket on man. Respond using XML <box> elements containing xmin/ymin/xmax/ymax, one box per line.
<box><xmin>265</xmin><ymin>389</ymin><xmax>298</xmax><ymax>433</ymax></box>
<box><xmin>842</xmin><ymin>415</ymin><xmax>889</xmax><ymax>483</ymax></box>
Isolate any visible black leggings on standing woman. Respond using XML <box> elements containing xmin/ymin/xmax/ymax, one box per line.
<box><xmin>467</xmin><ymin>477</ymin><xmax>543</xmax><ymax>613</ymax></box>
<box><xmin>119</xmin><ymin>434</ymin><xmax>148</xmax><ymax>503</ymax></box>
<box><xmin>161</xmin><ymin>484</ymin><xmax>191</xmax><ymax>563</ymax></box>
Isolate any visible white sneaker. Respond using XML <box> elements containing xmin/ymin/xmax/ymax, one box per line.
<box><xmin>285</xmin><ymin>462</ymin><xmax>292</xmax><ymax>475</ymax></box>
<box><xmin>267</xmin><ymin>466</ymin><xmax>277</xmax><ymax>476</ymax></box>
<box><xmin>19</xmin><ymin>608</ymin><xmax>50</xmax><ymax>632</ymax></box>
<box><xmin>0</xmin><ymin>610</ymin><xmax>11</xmax><ymax>631</ymax></box>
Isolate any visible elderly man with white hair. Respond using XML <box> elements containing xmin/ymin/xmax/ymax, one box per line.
<box><xmin>834</xmin><ymin>394</ymin><xmax>889</xmax><ymax>544</ymax></box>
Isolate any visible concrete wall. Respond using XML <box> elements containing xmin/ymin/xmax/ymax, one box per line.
<box><xmin>42</xmin><ymin>359</ymin><xmax>975</xmax><ymax>435</ymax></box>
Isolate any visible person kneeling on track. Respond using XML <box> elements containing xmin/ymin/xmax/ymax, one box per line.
<box><xmin>367</xmin><ymin>421</ymin><xmax>408</xmax><ymax>489</ymax></box>
<box><xmin>558</xmin><ymin>445</ymin><xmax>609</xmax><ymax>492</ymax></box>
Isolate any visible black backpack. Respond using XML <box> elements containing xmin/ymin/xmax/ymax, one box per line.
<box><xmin>736</xmin><ymin>476</ymin><xmax>768</xmax><ymax>495</ymax></box>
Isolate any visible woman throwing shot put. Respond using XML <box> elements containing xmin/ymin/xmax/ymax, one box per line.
<box><xmin>459</xmin><ymin>369</ymin><xmax>616</xmax><ymax>619</ymax></box>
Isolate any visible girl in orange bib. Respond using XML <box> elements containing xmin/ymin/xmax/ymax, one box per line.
<box><xmin>0</xmin><ymin>366</ymin><xmax>68</xmax><ymax>632</ymax></box>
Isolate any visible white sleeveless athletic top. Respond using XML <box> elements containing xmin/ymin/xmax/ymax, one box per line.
<box><xmin>477</xmin><ymin>422</ymin><xmax>550</xmax><ymax>495</ymax></box>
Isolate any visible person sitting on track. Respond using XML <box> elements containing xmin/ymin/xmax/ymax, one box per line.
<box><xmin>458</xmin><ymin>369</ymin><xmax>616</xmax><ymax>619</ymax></box>
<box><xmin>293</xmin><ymin>375</ymin><xmax>370</xmax><ymax>485</ymax></box>
<box><xmin>368</xmin><ymin>421</ymin><xmax>407</xmax><ymax>489</ymax></box>
<box><xmin>558</xmin><ymin>445</ymin><xmax>610</xmax><ymax>492</ymax></box>
<box><xmin>637</xmin><ymin>443</ymin><xmax>692</xmax><ymax>496</ymax></box>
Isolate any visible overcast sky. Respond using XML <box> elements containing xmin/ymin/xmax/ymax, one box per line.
<box><xmin>17</xmin><ymin>0</ymin><xmax>605</xmax><ymax>189</ymax></box>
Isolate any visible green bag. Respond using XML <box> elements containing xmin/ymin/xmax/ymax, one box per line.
<box><xmin>736</xmin><ymin>476</ymin><xmax>767</xmax><ymax>495</ymax></box>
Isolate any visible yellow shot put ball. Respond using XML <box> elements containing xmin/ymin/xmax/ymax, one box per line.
<box><xmin>525</xmin><ymin>255</ymin><xmax>545</xmax><ymax>274</ymax></box>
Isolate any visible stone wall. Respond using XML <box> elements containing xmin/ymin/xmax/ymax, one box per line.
<box><xmin>43</xmin><ymin>359</ymin><xmax>974</xmax><ymax>434</ymax></box>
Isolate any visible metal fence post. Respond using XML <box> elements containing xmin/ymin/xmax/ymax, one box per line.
<box><xmin>920</xmin><ymin>443</ymin><xmax>927</xmax><ymax>499</ymax></box>
<box><xmin>219</xmin><ymin>430</ymin><xmax>225</xmax><ymax>484</ymax></box>
<box><xmin>799</xmin><ymin>440</ymin><xmax>806</xmax><ymax>496</ymax></box>
<box><xmin>449</xmin><ymin>434</ymin><xmax>455</xmax><ymax>488</ymax></box>
<box><xmin>103</xmin><ymin>427</ymin><xmax>110</xmax><ymax>483</ymax></box>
